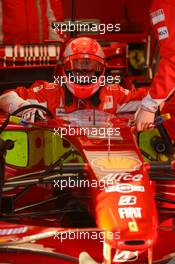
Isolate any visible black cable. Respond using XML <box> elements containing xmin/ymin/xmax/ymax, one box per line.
<box><xmin>14</xmin><ymin>185</ymin><xmax>34</xmax><ymax>201</ymax></box>
<box><xmin>150</xmin><ymin>176</ymin><xmax>175</xmax><ymax>181</ymax></box>
<box><xmin>140</xmin><ymin>148</ymin><xmax>157</xmax><ymax>161</ymax></box>
<box><xmin>150</xmin><ymin>171</ymin><xmax>175</xmax><ymax>180</ymax></box>
<box><xmin>137</xmin><ymin>132</ymin><xmax>156</xmax><ymax>162</ymax></box>
<box><xmin>156</xmin><ymin>196</ymin><xmax>175</xmax><ymax>205</ymax></box>
<box><xmin>2</xmin><ymin>208</ymin><xmax>83</xmax><ymax>219</ymax></box>
<box><xmin>42</xmin><ymin>148</ymin><xmax>81</xmax><ymax>177</ymax></box>
<box><xmin>158</xmin><ymin>207</ymin><xmax>175</xmax><ymax>212</ymax></box>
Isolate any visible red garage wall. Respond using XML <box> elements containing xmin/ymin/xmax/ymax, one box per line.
<box><xmin>62</xmin><ymin>0</ymin><xmax>152</xmax><ymax>33</ymax></box>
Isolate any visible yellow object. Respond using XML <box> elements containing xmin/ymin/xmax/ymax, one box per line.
<box><xmin>161</xmin><ymin>113</ymin><xmax>171</xmax><ymax>121</ymax></box>
<box><xmin>1</xmin><ymin>130</ymin><xmax>43</xmax><ymax>167</ymax></box>
<box><xmin>128</xmin><ymin>221</ymin><xmax>138</xmax><ymax>232</ymax></box>
<box><xmin>129</xmin><ymin>50</ymin><xmax>145</xmax><ymax>70</ymax></box>
<box><xmin>139</xmin><ymin>128</ymin><xmax>162</xmax><ymax>162</ymax></box>
<box><xmin>9</xmin><ymin>116</ymin><xmax>22</xmax><ymax>124</ymax></box>
<box><xmin>43</xmin><ymin>131</ymin><xmax>83</xmax><ymax>165</ymax></box>
<box><xmin>159</xmin><ymin>154</ymin><xmax>168</xmax><ymax>162</ymax></box>
<box><xmin>93</xmin><ymin>157</ymin><xmax>140</xmax><ymax>171</ymax></box>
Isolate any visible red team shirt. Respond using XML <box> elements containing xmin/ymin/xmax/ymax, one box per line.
<box><xmin>146</xmin><ymin>0</ymin><xmax>175</xmax><ymax>139</ymax></box>
<box><xmin>142</xmin><ymin>0</ymin><xmax>175</xmax><ymax>112</ymax></box>
<box><xmin>13</xmin><ymin>81</ymin><xmax>148</xmax><ymax>116</ymax></box>
<box><xmin>0</xmin><ymin>0</ymin><xmax>63</xmax><ymax>44</ymax></box>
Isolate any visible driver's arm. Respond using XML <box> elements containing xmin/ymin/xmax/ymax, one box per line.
<box><xmin>0</xmin><ymin>91</ymin><xmax>30</xmax><ymax>114</ymax></box>
<box><xmin>0</xmin><ymin>81</ymin><xmax>49</xmax><ymax>122</ymax></box>
<box><xmin>110</xmin><ymin>85</ymin><xmax>148</xmax><ymax>113</ymax></box>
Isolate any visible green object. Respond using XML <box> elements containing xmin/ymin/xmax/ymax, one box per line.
<box><xmin>1</xmin><ymin>129</ymin><xmax>44</xmax><ymax>167</ymax></box>
<box><xmin>43</xmin><ymin>131</ymin><xmax>83</xmax><ymax>165</ymax></box>
<box><xmin>139</xmin><ymin>128</ymin><xmax>161</xmax><ymax>161</ymax></box>
<box><xmin>0</xmin><ymin>129</ymin><xmax>83</xmax><ymax>168</ymax></box>
<box><xmin>0</xmin><ymin>130</ymin><xmax>28</xmax><ymax>167</ymax></box>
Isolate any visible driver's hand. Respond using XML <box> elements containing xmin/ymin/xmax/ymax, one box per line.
<box><xmin>135</xmin><ymin>107</ymin><xmax>155</xmax><ymax>131</ymax></box>
<box><xmin>22</xmin><ymin>108</ymin><xmax>46</xmax><ymax>123</ymax></box>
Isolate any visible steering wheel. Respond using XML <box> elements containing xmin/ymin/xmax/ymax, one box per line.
<box><xmin>0</xmin><ymin>104</ymin><xmax>54</xmax><ymax>134</ymax></box>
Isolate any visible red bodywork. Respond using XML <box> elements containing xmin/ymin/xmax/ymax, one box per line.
<box><xmin>0</xmin><ymin>110</ymin><xmax>174</xmax><ymax>263</ymax></box>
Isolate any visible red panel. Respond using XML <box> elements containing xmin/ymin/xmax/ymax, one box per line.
<box><xmin>62</xmin><ymin>0</ymin><xmax>152</xmax><ymax>33</ymax></box>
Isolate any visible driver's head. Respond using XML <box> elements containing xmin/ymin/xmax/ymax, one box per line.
<box><xmin>62</xmin><ymin>37</ymin><xmax>105</xmax><ymax>99</ymax></box>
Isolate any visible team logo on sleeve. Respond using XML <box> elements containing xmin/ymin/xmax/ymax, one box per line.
<box><xmin>33</xmin><ymin>85</ymin><xmax>43</xmax><ymax>92</ymax></box>
<box><xmin>103</xmin><ymin>95</ymin><xmax>113</xmax><ymax>110</ymax></box>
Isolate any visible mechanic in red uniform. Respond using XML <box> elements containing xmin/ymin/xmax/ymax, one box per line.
<box><xmin>136</xmin><ymin>0</ymin><xmax>175</xmax><ymax>131</ymax></box>
<box><xmin>0</xmin><ymin>0</ymin><xmax>63</xmax><ymax>44</ymax></box>
<box><xmin>0</xmin><ymin>37</ymin><xmax>147</xmax><ymax>121</ymax></box>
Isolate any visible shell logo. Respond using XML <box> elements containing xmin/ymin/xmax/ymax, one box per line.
<box><xmin>91</xmin><ymin>156</ymin><xmax>141</xmax><ymax>172</ymax></box>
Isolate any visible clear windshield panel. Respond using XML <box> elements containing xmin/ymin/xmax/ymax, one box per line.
<box><xmin>56</xmin><ymin>109</ymin><xmax>115</xmax><ymax>127</ymax></box>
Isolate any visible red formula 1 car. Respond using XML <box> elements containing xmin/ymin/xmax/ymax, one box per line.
<box><xmin>0</xmin><ymin>106</ymin><xmax>174</xmax><ymax>264</ymax></box>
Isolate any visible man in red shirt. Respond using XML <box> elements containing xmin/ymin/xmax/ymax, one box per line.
<box><xmin>136</xmin><ymin>0</ymin><xmax>175</xmax><ymax>131</ymax></box>
<box><xmin>0</xmin><ymin>37</ymin><xmax>147</xmax><ymax>121</ymax></box>
<box><xmin>0</xmin><ymin>0</ymin><xmax>63</xmax><ymax>44</ymax></box>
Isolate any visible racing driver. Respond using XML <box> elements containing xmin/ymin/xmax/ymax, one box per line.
<box><xmin>0</xmin><ymin>37</ymin><xmax>148</xmax><ymax>121</ymax></box>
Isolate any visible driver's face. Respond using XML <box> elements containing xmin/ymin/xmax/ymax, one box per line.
<box><xmin>73</xmin><ymin>58</ymin><xmax>97</xmax><ymax>70</ymax></box>
<box><xmin>72</xmin><ymin>58</ymin><xmax>98</xmax><ymax>78</ymax></box>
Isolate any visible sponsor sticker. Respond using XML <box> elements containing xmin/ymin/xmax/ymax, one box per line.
<box><xmin>0</xmin><ymin>226</ymin><xmax>28</xmax><ymax>235</ymax></box>
<box><xmin>150</xmin><ymin>9</ymin><xmax>165</xmax><ymax>25</ymax></box>
<box><xmin>157</xmin><ymin>26</ymin><xmax>169</xmax><ymax>40</ymax></box>
<box><xmin>118</xmin><ymin>196</ymin><xmax>137</xmax><ymax>206</ymax></box>
<box><xmin>104</xmin><ymin>95</ymin><xmax>114</xmax><ymax>110</ymax></box>
<box><xmin>113</xmin><ymin>250</ymin><xmax>139</xmax><ymax>262</ymax></box>
<box><xmin>102</xmin><ymin>172</ymin><xmax>143</xmax><ymax>182</ymax></box>
<box><xmin>56</xmin><ymin>107</ymin><xmax>66</xmax><ymax>115</ymax></box>
<box><xmin>105</xmin><ymin>184</ymin><xmax>145</xmax><ymax>193</ymax></box>
<box><xmin>128</xmin><ymin>221</ymin><xmax>139</xmax><ymax>232</ymax></box>
<box><xmin>118</xmin><ymin>207</ymin><xmax>142</xmax><ymax>219</ymax></box>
